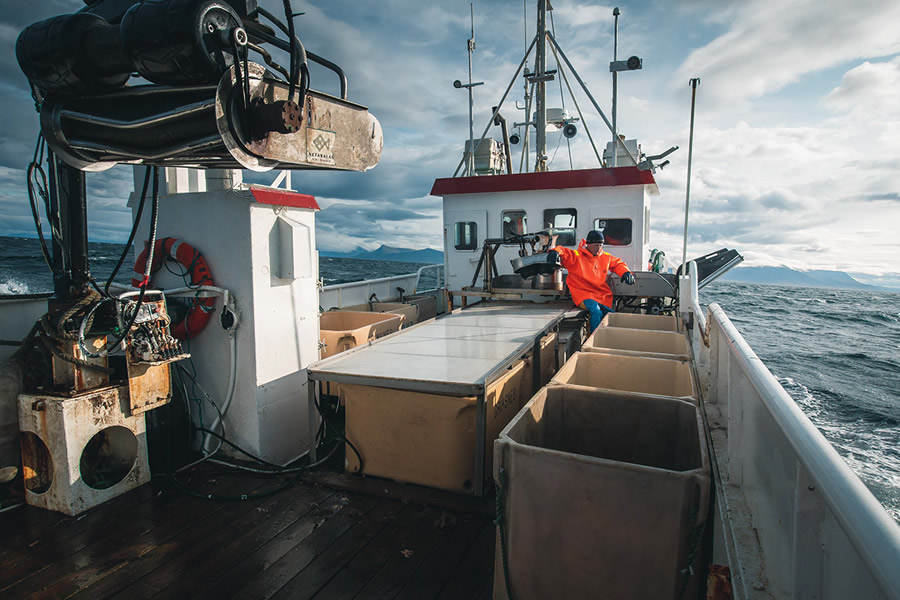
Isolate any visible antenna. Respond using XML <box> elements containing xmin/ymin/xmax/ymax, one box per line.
<box><xmin>453</xmin><ymin>3</ymin><xmax>484</xmax><ymax>176</ymax></box>
<box><xmin>608</xmin><ymin>8</ymin><xmax>643</xmax><ymax>168</ymax></box>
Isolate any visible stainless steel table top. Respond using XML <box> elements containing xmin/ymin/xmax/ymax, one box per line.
<box><xmin>308</xmin><ymin>301</ymin><xmax>576</xmax><ymax>395</ymax></box>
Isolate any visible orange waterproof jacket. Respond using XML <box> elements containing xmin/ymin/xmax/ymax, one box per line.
<box><xmin>554</xmin><ymin>244</ymin><xmax>630</xmax><ymax>307</ymax></box>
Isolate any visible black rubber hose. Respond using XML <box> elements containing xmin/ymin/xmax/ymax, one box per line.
<box><xmin>105</xmin><ymin>167</ymin><xmax>150</xmax><ymax>296</ymax></box>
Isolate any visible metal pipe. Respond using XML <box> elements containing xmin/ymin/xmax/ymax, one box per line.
<box><xmin>255</xmin><ymin>7</ymin><xmax>349</xmax><ymax>100</ymax></box>
<box><xmin>475</xmin><ymin>391</ymin><xmax>486</xmax><ymax>495</ymax></box>
<box><xmin>612</xmin><ymin>7</ymin><xmax>620</xmax><ymax>167</ymax></box>
<box><xmin>69</xmin><ymin>136</ymin><xmax>223</xmax><ymax>162</ymax></box>
<box><xmin>682</xmin><ymin>78</ymin><xmax>700</xmax><ymax>272</ymax></box>
<box><xmin>534</xmin><ymin>0</ymin><xmax>548</xmax><ymax>171</ymax></box>
<box><xmin>60</xmin><ymin>101</ymin><xmax>215</xmax><ymax>130</ymax></box>
<box><xmin>467</xmin><ymin>4</ymin><xmax>476</xmax><ymax>176</ymax></box>
<box><xmin>48</xmin><ymin>159</ymin><xmax>90</xmax><ymax>297</ymax></box>
<box><xmin>493</xmin><ymin>108</ymin><xmax>514</xmax><ymax>174</ymax></box>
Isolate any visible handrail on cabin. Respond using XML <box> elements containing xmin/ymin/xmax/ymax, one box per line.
<box><xmin>707</xmin><ymin>303</ymin><xmax>900</xmax><ymax>598</ymax></box>
<box><xmin>414</xmin><ymin>264</ymin><xmax>444</xmax><ymax>293</ymax></box>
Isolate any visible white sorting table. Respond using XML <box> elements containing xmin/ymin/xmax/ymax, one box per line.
<box><xmin>307</xmin><ymin>301</ymin><xmax>579</xmax><ymax>495</ymax></box>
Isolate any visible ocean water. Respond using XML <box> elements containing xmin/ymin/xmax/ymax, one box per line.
<box><xmin>703</xmin><ymin>282</ymin><xmax>900</xmax><ymax>522</ymax></box>
<box><xmin>2</xmin><ymin>236</ymin><xmax>898</xmax><ymax>521</ymax></box>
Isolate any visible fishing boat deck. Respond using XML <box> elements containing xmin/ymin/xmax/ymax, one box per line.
<box><xmin>0</xmin><ymin>467</ymin><xmax>495</xmax><ymax>599</ymax></box>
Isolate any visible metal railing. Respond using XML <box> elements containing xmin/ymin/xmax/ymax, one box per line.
<box><xmin>413</xmin><ymin>264</ymin><xmax>444</xmax><ymax>293</ymax></box>
<box><xmin>319</xmin><ymin>273</ymin><xmax>419</xmax><ymax>310</ymax></box>
<box><xmin>682</xmin><ymin>263</ymin><xmax>900</xmax><ymax>599</ymax></box>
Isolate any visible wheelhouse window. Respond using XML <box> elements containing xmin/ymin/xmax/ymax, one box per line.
<box><xmin>544</xmin><ymin>208</ymin><xmax>577</xmax><ymax>246</ymax></box>
<box><xmin>454</xmin><ymin>221</ymin><xmax>478</xmax><ymax>251</ymax></box>
<box><xmin>593</xmin><ymin>218</ymin><xmax>633</xmax><ymax>246</ymax></box>
<box><xmin>502</xmin><ymin>210</ymin><xmax>527</xmax><ymax>244</ymax></box>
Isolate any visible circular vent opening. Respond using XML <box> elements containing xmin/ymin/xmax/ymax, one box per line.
<box><xmin>80</xmin><ymin>426</ymin><xmax>138</xmax><ymax>490</ymax></box>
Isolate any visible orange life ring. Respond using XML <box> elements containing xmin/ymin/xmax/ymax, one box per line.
<box><xmin>132</xmin><ymin>238</ymin><xmax>215</xmax><ymax>339</ymax></box>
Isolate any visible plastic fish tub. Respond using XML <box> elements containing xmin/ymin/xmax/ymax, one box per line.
<box><xmin>550</xmin><ymin>351</ymin><xmax>696</xmax><ymax>400</ymax></box>
<box><xmin>521</xmin><ymin>332</ymin><xmax>558</xmax><ymax>399</ymax></box>
<box><xmin>341</xmin><ymin>302</ymin><xmax>418</xmax><ymax>327</ymax></box>
<box><xmin>342</xmin><ymin>359</ymin><xmax>528</xmax><ymax>493</ymax></box>
<box><xmin>318</xmin><ymin>311</ymin><xmax>403</xmax><ymax>359</ymax></box>
<box><xmin>405</xmin><ymin>294</ymin><xmax>437</xmax><ymax>322</ymax></box>
<box><xmin>600</xmin><ymin>312</ymin><xmax>680</xmax><ymax>332</ymax></box>
<box><xmin>583</xmin><ymin>326</ymin><xmax>690</xmax><ymax>360</ymax></box>
<box><xmin>493</xmin><ymin>384</ymin><xmax>710</xmax><ymax>600</ymax></box>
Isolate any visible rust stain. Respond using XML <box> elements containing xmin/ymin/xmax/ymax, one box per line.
<box><xmin>706</xmin><ymin>564</ymin><xmax>733</xmax><ymax>600</ymax></box>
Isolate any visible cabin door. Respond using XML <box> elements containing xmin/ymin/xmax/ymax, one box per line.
<box><xmin>445</xmin><ymin>210</ymin><xmax>487</xmax><ymax>301</ymax></box>
<box><xmin>589</xmin><ymin>205</ymin><xmax>640</xmax><ymax>270</ymax></box>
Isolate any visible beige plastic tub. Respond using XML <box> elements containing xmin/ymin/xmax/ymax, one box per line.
<box><xmin>405</xmin><ymin>295</ymin><xmax>437</xmax><ymax>322</ymax></box>
<box><xmin>600</xmin><ymin>312</ymin><xmax>680</xmax><ymax>332</ymax></box>
<box><xmin>493</xmin><ymin>384</ymin><xmax>710</xmax><ymax>600</ymax></box>
<box><xmin>342</xmin><ymin>360</ymin><xmax>528</xmax><ymax>493</ymax></box>
<box><xmin>318</xmin><ymin>311</ymin><xmax>403</xmax><ymax>359</ymax></box>
<box><xmin>583</xmin><ymin>326</ymin><xmax>690</xmax><ymax>360</ymax></box>
<box><xmin>550</xmin><ymin>351</ymin><xmax>696</xmax><ymax>400</ymax></box>
<box><xmin>520</xmin><ymin>332</ymin><xmax>558</xmax><ymax>400</ymax></box>
<box><xmin>341</xmin><ymin>302</ymin><xmax>418</xmax><ymax>327</ymax></box>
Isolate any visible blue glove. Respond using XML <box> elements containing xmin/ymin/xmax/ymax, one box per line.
<box><xmin>547</xmin><ymin>250</ymin><xmax>560</xmax><ymax>266</ymax></box>
<box><xmin>621</xmin><ymin>271</ymin><xmax>635</xmax><ymax>285</ymax></box>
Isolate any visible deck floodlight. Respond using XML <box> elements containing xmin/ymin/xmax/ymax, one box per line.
<box><xmin>609</xmin><ymin>56</ymin><xmax>643</xmax><ymax>72</ymax></box>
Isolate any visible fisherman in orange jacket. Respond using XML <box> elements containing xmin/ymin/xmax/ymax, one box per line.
<box><xmin>549</xmin><ymin>230</ymin><xmax>635</xmax><ymax>331</ymax></box>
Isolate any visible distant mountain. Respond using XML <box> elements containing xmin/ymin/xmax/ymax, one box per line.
<box><xmin>320</xmin><ymin>245</ymin><xmax>443</xmax><ymax>264</ymax></box>
<box><xmin>721</xmin><ymin>266</ymin><xmax>881</xmax><ymax>290</ymax></box>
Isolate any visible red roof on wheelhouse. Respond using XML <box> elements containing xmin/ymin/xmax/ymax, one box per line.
<box><xmin>430</xmin><ymin>166</ymin><xmax>657</xmax><ymax>196</ymax></box>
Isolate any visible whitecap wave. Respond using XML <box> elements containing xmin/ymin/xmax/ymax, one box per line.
<box><xmin>0</xmin><ymin>278</ymin><xmax>32</xmax><ymax>295</ymax></box>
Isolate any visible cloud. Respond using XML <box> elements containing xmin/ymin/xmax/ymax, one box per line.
<box><xmin>824</xmin><ymin>56</ymin><xmax>900</xmax><ymax>116</ymax></box>
<box><xmin>673</xmin><ymin>0</ymin><xmax>900</xmax><ymax>105</ymax></box>
<box><xmin>862</xmin><ymin>193</ymin><xmax>900</xmax><ymax>203</ymax></box>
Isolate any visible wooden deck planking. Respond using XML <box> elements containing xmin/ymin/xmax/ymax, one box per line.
<box><xmin>143</xmin><ymin>485</ymin><xmax>337</xmax><ymax>600</ymax></box>
<box><xmin>0</xmin><ymin>469</ymin><xmax>495</xmax><ymax>600</ymax></box>
<box><xmin>349</xmin><ymin>507</ymin><xmax>450</xmax><ymax>600</ymax></box>
<box><xmin>4</xmin><ymin>473</ymin><xmax>273</xmax><ymax>599</ymax></box>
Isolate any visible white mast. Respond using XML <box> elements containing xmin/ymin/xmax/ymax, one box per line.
<box><xmin>611</xmin><ymin>7</ymin><xmax>620</xmax><ymax>167</ymax></box>
<box><xmin>534</xmin><ymin>0</ymin><xmax>548</xmax><ymax>172</ymax></box>
<box><xmin>466</xmin><ymin>4</ymin><xmax>476</xmax><ymax>176</ymax></box>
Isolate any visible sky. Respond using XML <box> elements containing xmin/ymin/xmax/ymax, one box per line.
<box><xmin>1</xmin><ymin>0</ymin><xmax>899</xmax><ymax>287</ymax></box>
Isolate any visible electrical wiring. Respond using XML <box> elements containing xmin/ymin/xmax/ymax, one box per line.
<box><xmin>198</xmin><ymin>428</ymin><xmax>344</xmax><ymax>473</ymax></box>
<box><xmin>0</xmin><ymin>501</ymin><xmax>24</xmax><ymax>513</ymax></box>
<box><xmin>78</xmin><ymin>166</ymin><xmax>160</xmax><ymax>359</ymax></box>
<box><xmin>174</xmin><ymin>361</ymin><xmax>226</xmax><ymax>470</ymax></box>
<box><xmin>104</xmin><ymin>167</ymin><xmax>151</xmax><ymax>297</ymax></box>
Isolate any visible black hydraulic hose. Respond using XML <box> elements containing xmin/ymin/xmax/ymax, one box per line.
<box><xmin>26</xmin><ymin>134</ymin><xmax>53</xmax><ymax>270</ymax></box>
<box><xmin>281</xmin><ymin>0</ymin><xmax>298</xmax><ymax>103</ymax></box>
<box><xmin>257</xmin><ymin>7</ymin><xmax>339</xmax><ymax>101</ymax></box>
<box><xmin>104</xmin><ymin>167</ymin><xmax>150</xmax><ymax>296</ymax></box>
<box><xmin>246</xmin><ymin>41</ymin><xmax>291</xmax><ymax>81</ymax></box>
<box><xmin>93</xmin><ymin>166</ymin><xmax>159</xmax><ymax>356</ymax></box>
